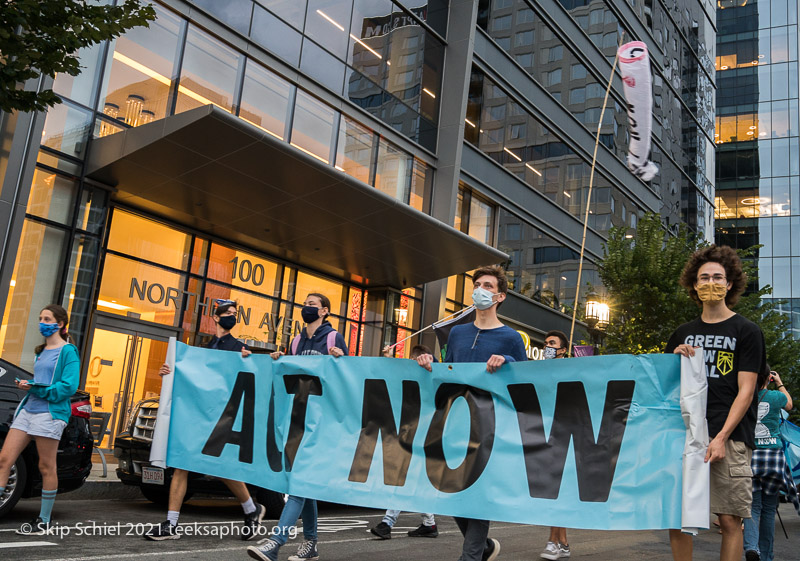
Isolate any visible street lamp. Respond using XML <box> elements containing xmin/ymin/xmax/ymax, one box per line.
<box><xmin>584</xmin><ymin>292</ymin><xmax>610</xmax><ymax>349</ymax></box>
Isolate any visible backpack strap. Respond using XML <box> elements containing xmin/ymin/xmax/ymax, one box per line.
<box><xmin>327</xmin><ymin>331</ymin><xmax>338</xmax><ymax>354</ymax></box>
<box><xmin>290</xmin><ymin>334</ymin><xmax>301</xmax><ymax>356</ymax></box>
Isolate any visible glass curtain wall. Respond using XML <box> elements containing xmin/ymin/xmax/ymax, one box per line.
<box><xmin>715</xmin><ymin>0</ymin><xmax>800</xmax><ymax>338</ymax></box>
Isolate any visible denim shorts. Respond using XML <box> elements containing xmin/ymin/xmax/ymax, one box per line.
<box><xmin>11</xmin><ymin>409</ymin><xmax>67</xmax><ymax>440</ymax></box>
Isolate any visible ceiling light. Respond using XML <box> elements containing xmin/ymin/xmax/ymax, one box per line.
<box><xmin>525</xmin><ymin>162</ymin><xmax>542</xmax><ymax>176</ymax></box>
<box><xmin>423</xmin><ymin>88</ymin><xmax>436</xmax><ymax>99</ymax></box>
<box><xmin>563</xmin><ymin>191</ymin><xmax>571</xmax><ymax>198</ymax></box>
<box><xmin>350</xmin><ymin>33</ymin><xmax>382</xmax><ymax>60</ymax></box>
<box><xmin>721</xmin><ymin>65</ymin><xmax>729</xmax><ymax>70</ymax></box>
<box><xmin>465</xmin><ymin>118</ymin><xmax>476</xmax><ymax>128</ymax></box>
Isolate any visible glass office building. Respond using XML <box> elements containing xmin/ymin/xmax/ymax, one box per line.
<box><xmin>0</xmin><ymin>0</ymin><xmax>714</xmax><ymax>446</ymax></box>
<box><xmin>715</xmin><ymin>0</ymin><xmax>800</xmax><ymax>339</ymax></box>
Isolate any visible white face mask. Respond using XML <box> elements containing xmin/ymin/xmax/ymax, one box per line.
<box><xmin>543</xmin><ymin>346</ymin><xmax>559</xmax><ymax>359</ymax></box>
<box><xmin>472</xmin><ymin>287</ymin><xmax>497</xmax><ymax>310</ymax></box>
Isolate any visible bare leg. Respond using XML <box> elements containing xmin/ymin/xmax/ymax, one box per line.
<box><xmin>33</xmin><ymin>436</ymin><xmax>60</xmax><ymax>490</ymax></box>
<box><xmin>669</xmin><ymin>529</ymin><xmax>692</xmax><ymax>561</ymax></box>
<box><xmin>168</xmin><ymin>468</ymin><xmax>189</xmax><ymax>512</ymax></box>
<box><xmin>718</xmin><ymin>514</ymin><xmax>743</xmax><ymax>561</ymax></box>
<box><xmin>220</xmin><ymin>478</ymin><xmax>251</xmax><ymax>503</ymax></box>
<box><xmin>0</xmin><ymin>429</ymin><xmax>32</xmax><ymax>487</ymax></box>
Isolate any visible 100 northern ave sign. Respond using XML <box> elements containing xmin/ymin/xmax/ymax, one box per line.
<box><xmin>128</xmin><ymin>277</ymin><xmax>301</xmax><ymax>338</ymax></box>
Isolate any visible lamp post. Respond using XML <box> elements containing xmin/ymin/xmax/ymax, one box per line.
<box><xmin>584</xmin><ymin>292</ymin><xmax>610</xmax><ymax>351</ymax></box>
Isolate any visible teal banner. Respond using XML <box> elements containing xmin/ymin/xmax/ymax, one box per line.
<box><xmin>166</xmin><ymin>344</ymin><xmax>685</xmax><ymax>530</ymax></box>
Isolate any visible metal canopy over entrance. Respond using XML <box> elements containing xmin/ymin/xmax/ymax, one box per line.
<box><xmin>87</xmin><ymin>105</ymin><xmax>506</xmax><ymax>288</ymax></box>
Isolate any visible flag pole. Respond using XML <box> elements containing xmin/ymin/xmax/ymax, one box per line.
<box><xmin>385</xmin><ymin>305</ymin><xmax>476</xmax><ymax>350</ymax></box>
<box><xmin>568</xmin><ymin>34</ymin><xmax>624</xmax><ymax>357</ymax></box>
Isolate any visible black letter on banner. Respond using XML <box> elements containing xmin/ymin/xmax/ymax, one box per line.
<box><xmin>424</xmin><ymin>383</ymin><xmax>495</xmax><ymax>493</ymax></box>
<box><xmin>266</xmin><ymin>382</ymin><xmax>282</xmax><ymax>472</ymax></box>
<box><xmin>508</xmin><ymin>380</ymin><xmax>635</xmax><ymax>502</ymax></box>
<box><xmin>201</xmin><ymin>371</ymin><xmax>256</xmax><ymax>463</ymax></box>
<box><xmin>348</xmin><ymin>380</ymin><xmax>421</xmax><ymax>485</ymax></box>
<box><xmin>283</xmin><ymin>375</ymin><xmax>323</xmax><ymax>471</ymax></box>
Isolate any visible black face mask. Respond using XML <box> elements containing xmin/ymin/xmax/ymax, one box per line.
<box><xmin>301</xmin><ymin>306</ymin><xmax>322</xmax><ymax>324</ymax></box>
<box><xmin>217</xmin><ymin>315</ymin><xmax>237</xmax><ymax>331</ymax></box>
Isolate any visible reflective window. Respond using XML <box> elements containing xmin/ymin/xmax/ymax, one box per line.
<box><xmin>53</xmin><ymin>42</ymin><xmax>105</xmax><ymax>108</ymax></box>
<box><xmin>258</xmin><ymin>0</ymin><xmax>307</xmax><ymax>29</ymax></box>
<box><xmin>26</xmin><ymin>169</ymin><xmax>78</xmax><ymax>225</ymax></box>
<box><xmin>290</xmin><ymin>90</ymin><xmax>336</xmax><ymax>163</ymax></box>
<box><xmin>192</xmin><ymin>0</ymin><xmax>253</xmax><ymax>34</ymax></box>
<box><xmin>300</xmin><ymin>38</ymin><xmax>346</xmax><ymax>93</ymax></box>
<box><xmin>207</xmin><ymin>243</ymin><xmax>281</xmax><ymax>296</ymax></box>
<box><xmin>0</xmin><ymin>220</ymin><xmax>69</xmax><ymax>370</ymax></box>
<box><xmin>336</xmin><ymin>116</ymin><xmax>374</xmax><ymax>184</ymax></box>
<box><xmin>409</xmin><ymin>158</ymin><xmax>432</xmax><ymax>212</ymax></box>
<box><xmin>97</xmin><ymin>253</ymin><xmax>185</xmax><ymax>326</ymax></box>
<box><xmin>176</xmin><ymin>25</ymin><xmax>242</xmax><ymax>114</ymax></box>
<box><xmin>375</xmin><ymin>138</ymin><xmax>412</xmax><ymax>203</ymax></box>
<box><xmin>251</xmin><ymin>4</ymin><xmax>303</xmax><ymax>65</ymax></box>
<box><xmin>239</xmin><ymin>60</ymin><xmax>293</xmax><ymax>139</ymax></box>
<box><xmin>106</xmin><ymin>209</ymin><xmax>191</xmax><ymax>270</ymax></box>
<box><xmin>97</xmin><ymin>4</ymin><xmax>181</xmax><ymax>128</ymax></box>
<box><xmin>304</xmin><ymin>0</ymin><xmax>352</xmax><ymax>60</ymax></box>
<box><xmin>40</xmin><ymin>100</ymin><xmax>93</xmax><ymax>159</ymax></box>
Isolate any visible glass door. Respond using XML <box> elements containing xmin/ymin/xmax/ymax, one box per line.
<box><xmin>84</xmin><ymin>314</ymin><xmax>177</xmax><ymax>448</ymax></box>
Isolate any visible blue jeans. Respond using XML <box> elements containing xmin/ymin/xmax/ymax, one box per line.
<box><xmin>382</xmin><ymin>509</ymin><xmax>435</xmax><ymax>527</ymax></box>
<box><xmin>273</xmin><ymin>495</ymin><xmax>318</xmax><ymax>546</ymax></box>
<box><xmin>743</xmin><ymin>488</ymin><xmax>779</xmax><ymax>561</ymax></box>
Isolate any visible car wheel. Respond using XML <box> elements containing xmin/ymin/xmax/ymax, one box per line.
<box><xmin>251</xmin><ymin>486</ymin><xmax>286</xmax><ymax>519</ymax></box>
<box><xmin>0</xmin><ymin>455</ymin><xmax>27</xmax><ymax>518</ymax></box>
<box><xmin>140</xmin><ymin>485</ymin><xmax>194</xmax><ymax>505</ymax></box>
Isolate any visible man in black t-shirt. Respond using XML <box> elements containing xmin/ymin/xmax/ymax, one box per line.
<box><xmin>665</xmin><ymin>246</ymin><xmax>764</xmax><ymax>561</ymax></box>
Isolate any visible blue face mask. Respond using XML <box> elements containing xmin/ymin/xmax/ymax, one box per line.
<box><xmin>543</xmin><ymin>346</ymin><xmax>559</xmax><ymax>359</ymax></box>
<box><xmin>39</xmin><ymin>322</ymin><xmax>60</xmax><ymax>337</ymax></box>
<box><xmin>472</xmin><ymin>287</ymin><xmax>499</xmax><ymax>310</ymax></box>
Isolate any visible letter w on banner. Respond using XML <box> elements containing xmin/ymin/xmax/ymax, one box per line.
<box><xmin>158</xmin><ymin>344</ymin><xmax>708</xmax><ymax>531</ymax></box>
<box><xmin>619</xmin><ymin>41</ymin><xmax>659</xmax><ymax>182</ymax></box>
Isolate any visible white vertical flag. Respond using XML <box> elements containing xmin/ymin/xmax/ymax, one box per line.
<box><xmin>619</xmin><ymin>41</ymin><xmax>659</xmax><ymax>181</ymax></box>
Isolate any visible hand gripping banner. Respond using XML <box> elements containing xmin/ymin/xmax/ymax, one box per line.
<box><xmin>157</xmin><ymin>344</ymin><xmax>708</xmax><ymax>531</ymax></box>
<box><xmin>619</xmin><ymin>41</ymin><xmax>659</xmax><ymax>182</ymax></box>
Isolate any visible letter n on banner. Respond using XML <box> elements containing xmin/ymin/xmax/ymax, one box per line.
<box><xmin>508</xmin><ymin>381</ymin><xmax>634</xmax><ymax>502</ymax></box>
<box><xmin>348</xmin><ymin>380</ymin><xmax>421</xmax><ymax>486</ymax></box>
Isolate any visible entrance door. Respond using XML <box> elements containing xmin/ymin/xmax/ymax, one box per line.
<box><xmin>84</xmin><ymin>314</ymin><xmax>178</xmax><ymax>449</ymax></box>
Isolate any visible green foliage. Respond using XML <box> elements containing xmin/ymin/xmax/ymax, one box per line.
<box><xmin>599</xmin><ymin>213</ymin><xmax>702</xmax><ymax>355</ymax></box>
<box><xmin>600</xmin><ymin>215</ymin><xmax>800</xmax><ymax>420</ymax></box>
<box><xmin>0</xmin><ymin>0</ymin><xmax>156</xmax><ymax>113</ymax></box>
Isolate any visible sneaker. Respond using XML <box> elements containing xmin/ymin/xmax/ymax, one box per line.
<box><xmin>745</xmin><ymin>551</ymin><xmax>760</xmax><ymax>561</ymax></box>
<box><xmin>242</xmin><ymin>502</ymin><xmax>266</xmax><ymax>541</ymax></box>
<box><xmin>144</xmin><ymin>520</ymin><xmax>180</xmax><ymax>541</ymax></box>
<box><xmin>288</xmin><ymin>540</ymin><xmax>319</xmax><ymax>561</ymax></box>
<box><xmin>541</xmin><ymin>541</ymin><xmax>570</xmax><ymax>559</ymax></box>
<box><xmin>16</xmin><ymin>517</ymin><xmax>50</xmax><ymax>536</ymax></box>
<box><xmin>408</xmin><ymin>523</ymin><xmax>439</xmax><ymax>538</ymax></box>
<box><xmin>482</xmin><ymin>538</ymin><xmax>501</xmax><ymax>561</ymax></box>
<box><xmin>247</xmin><ymin>539</ymin><xmax>280</xmax><ymax>561</ymax></box>
<box><xmin>370</xmin><ymin>521</ymin><xmax>392</xmax><ymax>539</ymax></box>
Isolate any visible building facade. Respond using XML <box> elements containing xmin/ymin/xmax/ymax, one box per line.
<box><xmin>0</xmin><ymin>0</ymin><xmax>714</xmax><ymax>447</ymax></box>
<box><xmin>715</xmin><ymin>0</ymin><xmax>800</xmax><ymax>339</ymax></box>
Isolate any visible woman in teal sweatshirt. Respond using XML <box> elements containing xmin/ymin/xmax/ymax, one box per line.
<box><xmin>0</xmin><ymin>304</ymin><xmax>80</xmax><ymax>535</ymax></box>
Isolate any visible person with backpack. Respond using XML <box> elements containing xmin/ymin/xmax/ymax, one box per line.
<box><xmin>743</xmin><ymin>366</ymin><xmax>794</xmax><ymax>561</ymax></box>
<box><xmin>0</xmin><ymin>304</ymin><xmax>80</xmax><ymax>535</ymax></box>
<box><xmin>247</xmin><ymin>293</ymin><xmax>348</xmax><ymax>561</ymax></box>
<box><xmin>145</xmin><ymin>299</ymin><xmax>265</xmax><ymax>541</ymax></box>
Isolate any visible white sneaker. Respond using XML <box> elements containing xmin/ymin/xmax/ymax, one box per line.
<box><xmin>541</xmin><ymin>541</ymin><xmax>570</xmax><ymax>559</ymax></box>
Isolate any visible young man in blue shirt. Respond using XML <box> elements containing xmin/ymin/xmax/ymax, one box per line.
<box><xmin>416</xmin><ymin>265</ymin><xmax>527</xmax><ymax>561</ymax></box>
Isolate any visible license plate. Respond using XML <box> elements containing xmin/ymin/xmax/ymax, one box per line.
<box><xmin>142</xmin><ymin>466</ymin><xmax>164</xmax><ymax>485</ymax></box>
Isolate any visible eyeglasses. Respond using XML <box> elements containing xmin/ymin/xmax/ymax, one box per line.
<box><xmin>697</xmin><ymin>274</ymin><xmax>727</xmax><ymax>284</ymax></box>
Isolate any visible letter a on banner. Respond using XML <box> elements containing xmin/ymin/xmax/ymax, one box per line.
<box><xmin>619</xmin><ymin>41</ymin><xmax>659</xmax><ymax>181</ymax></box>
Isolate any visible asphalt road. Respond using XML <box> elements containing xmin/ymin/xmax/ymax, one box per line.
<box><xmin>1</xmin><ymin>496</ymin><xmax>799</xmax><ymax>560</ymax></box>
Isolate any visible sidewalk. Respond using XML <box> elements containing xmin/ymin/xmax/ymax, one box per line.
<box><xmin>63</xmin><ymin>453</ymin><xmax>141</xmax><ymax>500</ymax></box>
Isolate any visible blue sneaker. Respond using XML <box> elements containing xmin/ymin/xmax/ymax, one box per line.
<box><xmin>288</xmin><ymin>539</ymin><xmax>319</xmax><ymax>560</ymax></box>
<box><xmin>247</xmin><ymin>538</ymin><xmax>280</xmax><ymax>561</ymax></box>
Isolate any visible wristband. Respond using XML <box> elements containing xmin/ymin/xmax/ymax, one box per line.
<box><xmin>777</xmin><ymin>384</ymin><xmax>785</xmax><ymax>388</ymax></box>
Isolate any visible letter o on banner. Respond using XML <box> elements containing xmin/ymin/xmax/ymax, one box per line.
<box><xmin>424</xmin><ymin>383</ymin><xmax>496</xmax><ymax>493</ymax></box>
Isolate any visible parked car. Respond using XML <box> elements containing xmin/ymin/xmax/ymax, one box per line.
<box><xmin>0</xmin><ymin>357</ymin><xmax>93</xmax><ymax>517</ymax></box>
<box><xmin>114</xmin><ymin>397</ymin><xmax>285</xmax><ymax>518</ymax></box>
